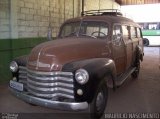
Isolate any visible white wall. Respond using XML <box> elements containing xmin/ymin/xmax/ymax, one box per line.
<box><xmin>84</xmin><ymin>0</ymin><xmax>120</xmax><ymax>11</ymax></box>
<box><xmin>121</xmin><ymin>4</ymin><xmax>160</xmax><ymax>22</ymax></box>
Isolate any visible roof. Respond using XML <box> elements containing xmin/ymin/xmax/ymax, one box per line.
<box><xmin>63</xmin><ymin>11</ymin><xmax>140</xmax><ymax>28</ymax></box>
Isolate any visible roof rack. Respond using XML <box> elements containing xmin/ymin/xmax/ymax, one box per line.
<box><xmin>81</xmin><ymin>9</ymin><xmax>122</xmax><ymax>16</ymax></box>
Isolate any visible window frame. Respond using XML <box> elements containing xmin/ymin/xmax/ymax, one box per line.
<box><xmin>130</xmin><ymin>26</ymin><xmax>137</xmax><ymax>38</ymax></box>
<box><xmin>59</xmin><ymin>21</ymin><xmax>109</xmax><ymax>39</ymax></box>
<box><xmin>136</xmin><ymin>27</ymin><xmax>142</xmax><ymax>38</ymax></box>
<box><xmin>122</xmin><ymin>25</ymin><xmax>130</xmax><ymax>40</ymax></box>
<box><xmin>112</xmin><ymin>24</ymin><xmax>124</xmax><ymax>46</ymax></box>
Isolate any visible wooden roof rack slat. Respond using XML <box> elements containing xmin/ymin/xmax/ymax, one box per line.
<box><xmin>81</xmin><ymin>9</ymin><xmax>122</xmax><ymax>16</ymax></box>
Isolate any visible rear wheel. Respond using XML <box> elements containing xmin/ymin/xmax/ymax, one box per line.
<box><xmin>89</xmin><ymin>81</ymin><xmax>108</xmax><ymax>119</ymax></box>
<box><xmin>143</xmin><ymin>38</ymin><xmax>149</xmax><ymax>46</ymax></box>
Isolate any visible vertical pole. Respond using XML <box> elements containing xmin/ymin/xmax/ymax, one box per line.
<box><xmin>99</xmin><ymin>0</ymin><xmax>100</xmax><ymax>10</ymax></box>
<box><xmin>9</xmin><ymin>0</ymin><xmax>18</xmax><ymax>59</ymax></box>
<box><xmin>73</xmin><ymin>0</ymin><xmax>74</xmax><ymax>18</ymax></box>
<box><xmin>64</xmin><ymin>0</ymin><xmax>65</xmax><ymax>21</ymax></box>
<box><xmin>159</xmin><ymin>46</ymin><xmax>160</xmax><ymax>69</ymax></box>
<box><xmin>47</xmin><ymin>0</ymin><xmax>52</xmax><ymax>40</ymax></box>
<box><xmin>81</xmin><ymin>0</ymin><xmax>84</xmax><ymax>16</ymax></box>
<box><xmin>112</xmin><ymin>0</ymin><xmax>115</xmax><ymax>9</ymax></box>
<box><xmin>9</xmin><ymin>0</ymin><xmax>18</xmax><ymax>39</ymax></box>
<box><xmin>8</xmin><ymin>0</ymin><xmax>12</xmax><ymax>60</ymax></box>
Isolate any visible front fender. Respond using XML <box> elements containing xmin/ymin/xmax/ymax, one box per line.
<box><xmin>62</xmin><ymin>58</ymin><xmax>116</xmax><ymax>103</ymax></box>
<box><xmin>137</xmin><ymin>45</ymin><xmax>144</xmax><ymax>61</ymax></box>
<box><xmin>14</xmin><ymin>55</ymin><xmax>28</xmax><ymax>66</ymax></box>
<box><xmin>11</xmin><ymin>55</ymin><xmax>28</xmax><ymax>78</ymax></box>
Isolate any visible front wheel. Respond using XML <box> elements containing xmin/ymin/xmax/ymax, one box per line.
<box><xmin>131</xmin><ymin>61</ymin><xmax>140</xmax><ymax>79</ymax></box>
<box><xmin>89</xmin><ymin>81</ymin><xmax>108</xmax><ymax>119</ymax></box>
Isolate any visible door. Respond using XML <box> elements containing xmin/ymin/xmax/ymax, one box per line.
<box><xmin>112</xmin><ymin>24</ymin><xmax>126</xmax><ymax>75</ymax></box>
<box><xmin>122</xmin><ymin>25</ymin><xmax>133</xmax><ymax>70</ymax></box>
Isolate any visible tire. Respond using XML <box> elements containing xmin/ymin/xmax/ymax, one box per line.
<box><xmin>131</xmin><ymin>61</ymin><xmax>140</xmax><ymax>79</ymax></box>
<box><xmin>89</xmin><ymin>81</ymin><xmax>108</xmax><ymax>119</ymax></box>
<box><xmin>28</xmin><ymin>103</ymin><xmax>37</xmax><ymax>106</ymax></box>
<box><xmin>143</xmin><ymin>38</ymin><xmax>149</xmax><ymax>46</ymax></box>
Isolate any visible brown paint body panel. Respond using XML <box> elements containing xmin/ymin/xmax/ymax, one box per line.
<box><xmin>28</xmin><ymin>37</ymin><xmax>111</xmax><ymax>72</ymax></box>
<box><xmin>27</xmin><ymin>15</ymin><xmax>143</xmax><ymax>76</ymax></box>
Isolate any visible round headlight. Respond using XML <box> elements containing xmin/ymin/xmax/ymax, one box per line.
<box><xmin>10</xmin><ymin>61</ymin><xmax>18</xmax><ymax>72</ymax></box>
<box><xmin>75</xmin><ymin>69</ymin><xmax>89</xmax><ymax>85</ymax></box>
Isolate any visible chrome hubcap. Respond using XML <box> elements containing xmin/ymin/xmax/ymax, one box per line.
<box><xmin>96</xmin><ymin>92</ymin><xmax>104</xmax><ymax>112</ymax></box>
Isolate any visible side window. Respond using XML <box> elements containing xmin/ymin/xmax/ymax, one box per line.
<box><xmin>137</xmin><ymin>28</ymin><xmax>142</xmax><ymax>38</ymax></box>
<box><xmin>113</xmin><ymin>25</ymin><xmax>122</xmax><ymax>46</ymax></box>
<box><xmin>122</xmin><ymin>25</ymin><xmax>130</xmax><ymax>39</ymax></box>
<box><xmin>113</xmin><ymin>25</ymin><xmax>122</xmax><ymax>35</ymax></box>
<box><xmin>61</xmin><ymin>22</ymin><xmax>80</xmax><ymax>37</ymax></box>
<box><xmin>130</xmin><ymin>27</ymin><xmax>136</xmax><ymax>38</ymax></box>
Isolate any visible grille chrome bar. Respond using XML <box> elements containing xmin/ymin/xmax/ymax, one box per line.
<box><xmin>19</xmin><ymin>70</ymin><xmax>27</xmax><ymax>74</ymax></box>
<box><xmin>19</xmin><ymin>80</ymin><xmax>27</xmax><ymax>84</ymax></box>
<box><xmin>27</xmin><ymin>78</ymin><xmax>73</xmax><ymax>88</ymax></box>
<box><xmin>18</xmin><ymin>66</ymin><xmax>27</xmax><ymax>90</ymax></box>
<box><xmin>18</xmin><ymin>66</ymin><xmax>27</xmax><ymax>81</ymax></box>
<box><xmin>27</xmin><ymin>69</ymin><xmax>73</xmax><ymax>76</ymax></box>
<box><xmin>27</xmin><ymin>74</ymin><xmax>73</xmax><ymax>82</ymax></box>
<box><xmin>28</xmin><ymin>89</ymin><xmax>74</xmax><ymax>99</ymax></box>
<box><xmin>28</xmin><ymin>84</ymin><xmax>74</xmax><ymax>94</ymax></box>
<box><xmin>19</xmin><ymin>66</ymin><xmax>27</xmax><ymax>70</ymax></box>
<box><xmin>19</xmin><ymin>75</ymin><xmax>27</xmax><ymax>79</ymax></box>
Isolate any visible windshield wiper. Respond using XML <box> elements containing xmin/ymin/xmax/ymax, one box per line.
<box><xmin>64</xmin><ymin>31</ymin><xmax>78</xmax><ymax>37</ymax></box>
<box><xmin>79</xmin><ymin>33</ymin><xmax>97</xmax><ymax>39</ymax></box>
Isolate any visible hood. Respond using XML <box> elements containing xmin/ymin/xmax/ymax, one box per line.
<box><xmin>27</xmin><ymin>37</ymin><xmax>110</xmax><ymax>71</ymax></box>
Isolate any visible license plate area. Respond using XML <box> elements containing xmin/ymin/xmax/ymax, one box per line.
<box><xmin>10</xmin><ymin>80</ymin><xmax>24</xmax><ymax>91</ymax></box>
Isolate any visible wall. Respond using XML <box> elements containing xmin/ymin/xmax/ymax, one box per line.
<box><xmin>17</xmin><ymin>0</ymin><xmax>80</xmax><ymax>38</ymax></box>
<box><xmin>0</xmin><ymin>0</ymin><xmax>10</xmax><ymax>39</ymax></box>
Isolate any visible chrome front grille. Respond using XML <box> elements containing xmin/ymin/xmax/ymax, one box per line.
<box><xmin>27</xmin><ymin>70</ymin><xmax>74</xmax><ymax>99</ymax></box>
<box><xmin>18</xmin><ymin>66</ymin><xmax>74</xmax><ymax>99</ymax></box>
<box><xmin>18</xmin><ymin>66</ymin><xmax>27</xmax><ymax>89</ymax></box>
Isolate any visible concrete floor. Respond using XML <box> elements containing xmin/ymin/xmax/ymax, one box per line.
<box><xmin>0</xmin><ymin>47</ymin><xmax>160</xmax><ymax>119</ymax></box>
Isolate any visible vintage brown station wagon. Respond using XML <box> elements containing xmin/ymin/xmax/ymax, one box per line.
<box><xmin>9</xmin><ymin>9</ymin><xmax>144</xmax><ymax>119</ymax></box>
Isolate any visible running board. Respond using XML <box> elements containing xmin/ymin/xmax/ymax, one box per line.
<box><xmin>115</xmin><ymin>67</ymin><xmax>136</xmax><ymax>87</ymax></box>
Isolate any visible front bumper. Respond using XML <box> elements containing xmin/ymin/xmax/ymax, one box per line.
<box><xmin>9</xmin><ymin>87</ymin><xmax>88</xmax><ymax>111</ymax></box>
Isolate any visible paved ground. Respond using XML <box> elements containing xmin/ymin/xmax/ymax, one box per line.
<box><xmin>0</xmin><ymin>47</ymin><xmax>160</xmax><ymax>119</ymax></box>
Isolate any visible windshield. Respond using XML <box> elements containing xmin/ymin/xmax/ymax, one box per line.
<box><xmin>59</xmin><ymin>21</ymin><xmax>109</xmax><ymax>39</ymax></box>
